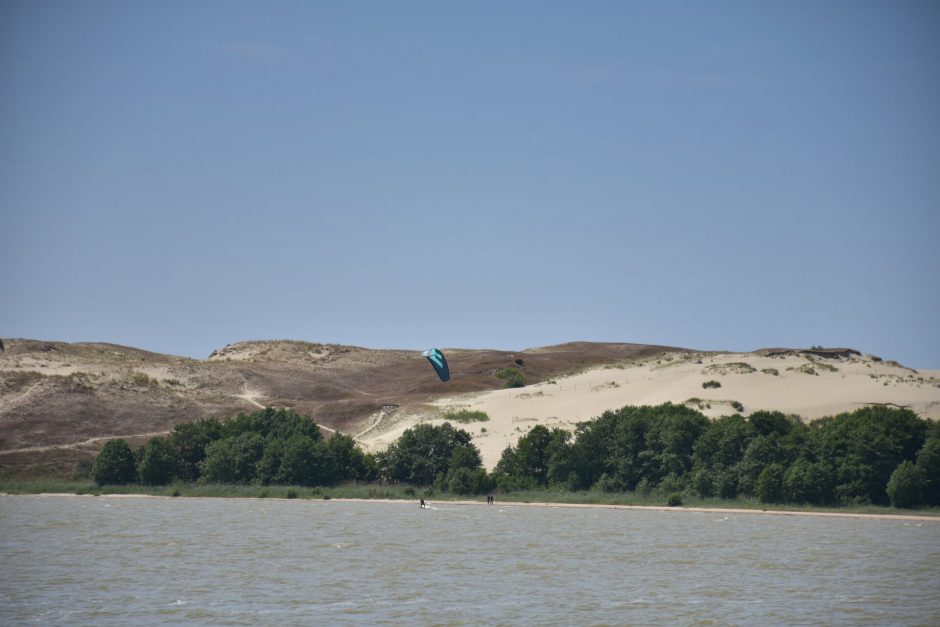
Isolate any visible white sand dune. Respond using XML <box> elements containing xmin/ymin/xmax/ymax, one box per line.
<box><xmin>358</xmin><ymin>351</ymin><xmax>940</xmax><ymax>470</ymax></box>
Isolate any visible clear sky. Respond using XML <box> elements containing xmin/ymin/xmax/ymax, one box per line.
<box><xmin>2</xmin><ymin>1</ymin><xmax>938</xmax><ymax>367</ymax></box>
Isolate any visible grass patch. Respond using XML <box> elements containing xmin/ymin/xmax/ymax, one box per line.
<box><xmin>702</xmin><ymin>380</ymin><xmax>722</xmax><ymax>389</ymax></box>
<box><xmin>761</xmin><ymin>368</ymin><xmax>779</xmax><ymax>376</ymax></box>
<box><xmin>131</xmin><ymin>372</ymin><xmax>160</xmax><ymax>388</ymax></box>
<box><xmin>684</xmin><ymin>398</ymin><xmax>711</xmax><ymax>410</ymax></box>
<box><xmin>703</xmin><ymin>362</ymin><xmax>756</xmax><ymax>375</ymax></box>
<box><xmin>804</xmin><ymin>355</ymin><xmax>839</xmax><ymax>372</ymax></box>
<box><xmin>788</xmin><ymin>364</ymin><xmax>818</xmax><ymax>376</ymax></box>
<box><xmin>442</xmin><ymin>409</ymin><xmax>490</xmax><ymax>423</ymax></box>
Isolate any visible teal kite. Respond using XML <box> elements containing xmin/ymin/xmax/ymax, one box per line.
<box><xmin>422</xmin><ymin>348</ymin><xmax>450</xmax><ymax>382</ymax></box>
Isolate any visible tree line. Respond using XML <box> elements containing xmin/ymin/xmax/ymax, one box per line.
<box><xmin>493</xmin><ymin>404</ymin><xmax>939</xmax><ymax>508</ymax></box>
<box><xmin>92</xmin><ymin>407</ymin><xmax>487</xmax><ymax>493</ymax></box>
<box><xmin>93</xmin><ymin>404</ymin><xmax>940</xmax><ymax>509</ymax></box>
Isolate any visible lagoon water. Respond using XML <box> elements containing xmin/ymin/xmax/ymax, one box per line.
<box><xmin>1</xmin><ymin>496</ymin><xmax>938</xmax><ymax>625</ymax></box>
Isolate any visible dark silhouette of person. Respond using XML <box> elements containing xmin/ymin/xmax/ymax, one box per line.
<box><xmin>420</xmin><ymin>498</ymin><xmax>426</xmax><ymax>508</ymax></box>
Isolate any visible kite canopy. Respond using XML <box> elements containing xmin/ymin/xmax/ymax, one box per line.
<box><xmin>421</xmin><ymin>348</ymin><xmax>450</xmax><ymax>382</ymax></box>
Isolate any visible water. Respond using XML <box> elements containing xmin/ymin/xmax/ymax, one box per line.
<box><xmin>1</xmin><ymin>496</ymin><xmax>938</xmax><ymax>625</ymax></box>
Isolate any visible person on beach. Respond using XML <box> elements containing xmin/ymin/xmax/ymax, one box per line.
<box><xmin>487</xmin><ymin>495</ymin><xmax>494</xmax><ymax>505</ymax></box>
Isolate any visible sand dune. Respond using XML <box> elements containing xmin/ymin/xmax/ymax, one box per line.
<box><xmin>358</xmin><ymin>351</ymin><xmax>940</xmax><ymax>470</ymax></box>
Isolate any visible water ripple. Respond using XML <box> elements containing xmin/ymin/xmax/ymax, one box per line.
<box><xmin>1</xmin><ymin>496</ymin><xmax>938</xmax><ymax>625</ymax></box>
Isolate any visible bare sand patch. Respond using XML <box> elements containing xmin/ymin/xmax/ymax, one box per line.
<box><xmin>357</xmin><ymin>351</ymin><xmax>940</xmax><ymax>470</ymax></box>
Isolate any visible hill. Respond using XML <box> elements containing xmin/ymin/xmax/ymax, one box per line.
<box><xmin>0</xmin><ymin>338</ymin><xmax>679</xmax><ymax>476</ymax></box>
<box><xmin>2</xmin><ymin>339</ymin><xmax>937</xmax><ymax>475</ymax></box>
<box><xmin>419</xmin><ymin>349</ymin><xmax>940</xmax><ymax>469</ymax></box>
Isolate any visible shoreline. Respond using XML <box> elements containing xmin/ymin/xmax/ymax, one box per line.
<box><xmin>6</xmin><ymin>492</ymin><xmax>939</xmax><ymax>523</ymax></box>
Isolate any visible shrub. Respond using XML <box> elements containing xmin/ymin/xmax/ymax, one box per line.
<box><xmin>382</xmin><ymin>423</ymin><xmax>482</xmax><ymax>486</ymax></box>
<box><xmin>756</xmin><ymin>464</ymin><xmax>785</xmax><ymax>503</ymax></box>
<box><xmin>445</xmin><ymin>467</ymin><xmax>491</xmax><ymax>494</ymax></box>
<box><xmin>286</xmin><ymin>489</ymin><xmax>298</xmax><ymax>499</ymax></box>
<box><xmin>495</xmin><ymin>368</ymin><xmax>526</xmax><ymax>388</ymax></box>
<box><xmin>200</xmin><ymin>432</ymin><xmax>265</xmax><ymax>484</ymax></box>
<box><xmin>690</xmin><ymin>469</ymin><xmax>715</xmax><ymax>497</ymax></box>
<box><xmin>74</xmin><ymin>458</ymin><xmax>94</xmax><ymax>481</ymax></box>
<box><xmin>594</xmin><ymin>473</ymin><xmax>626</xmax><ymax>493</ymax></box>
<box><xmin>657</xmin><ymin>473</ymin><xmax>687</xmax><ymax>495</ymax></box>
<box><xmin>137</xmin><ymin>436</ymin><xmax>177</xmax><ymax>485</ymax></box>
<box><xmin>886</xmin><ymin>461</ymin><xmax>925</xmax><ymax>508</ymax></box>
<box><xmin>917</xmin><ymin>437</ymin><xmax>940</xmax><ymax>505</ymax></box>
<box><xmin>731</xmin><ymin>401</ymin><xmax>744</xmax><ymax>412</ymax></box>
<box><xmin>635</xmin><ymin>477</ymin><xmax>654</xmax><ymax>497</ymax></box>
<box><xmin>783</xmin><ymin>459</ymin><xmax>835</xmax><ymax>505</ymax></box>
<box><xmin>703</xmin><ymin>380</ymin><xmax>721</xmax><ymax>389</ymax></box>
<box><xmin>131</xmin><ymin>372</ymin><xmax>158</xmax><ymax>388</ymax></box>
<box><xmin>667</xmin><ymin>493</ymin><xmax>683</xmax><ymax>507</ymax></box>
<box><xmin>442</xmin><ymin>410</ymin><xmax>490</xmax><ymax>423</ymax></box>
<box><xmin>93</xmin><ymin>439</ymin><xmax>138</xmax><ymax>485</ymax></box>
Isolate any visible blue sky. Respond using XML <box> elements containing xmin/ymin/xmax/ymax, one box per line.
<box><xmin>2</xmin><ymin>1</ymin><xmax>938</xmax><ymax>367</ymax></box>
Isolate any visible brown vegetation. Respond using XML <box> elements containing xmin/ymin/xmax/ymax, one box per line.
<box><xmin>0</xmin><ymin>338</ymin><xmax>684</xmax><ymax>477</ymax></box>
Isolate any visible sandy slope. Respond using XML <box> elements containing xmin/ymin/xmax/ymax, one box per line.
<box><xmin>357</xmin><ymin>351</ymin><xmax>940</xmax><ymax>470</ymax></box>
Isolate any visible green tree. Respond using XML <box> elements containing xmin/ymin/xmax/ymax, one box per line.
<box><xmin>200</xmin><ymin>432</ymin><xmax>265</xmax><ymax>483</ymax></box>
<box><xmin>886</xmin><ymin>460</ymin><xmax>926</xmax><ymax>509</ymax></box>
<box><xmin>137</xmin><ymin>436</ymin><xmax>178</xmax><ymax>485</ymax></box>
<box><xmin>325</xmin><ymin>433</ymin><xmax>372</xmax><ymax>482</ymax></box>
<box><xmin>256</xmin><ymin>438</ymin><xmax>286</xmax><ymax>485</ymax></box>
<box><xmin>93</xmin><ymin>439</ymin><xmax>138</xmax><ymax>485</ymax></box>
<box><xmin>691</xmin><ymin>414</ymin><xmax>755</xmax><ymax>499</ymax></box>
<box><xmin>566</xmin><ymin>404</ymin><xmax>707</xmax><ymax>492</ymax></box>
<box><xmin>690</xmin><ymin>468</ymin><xmax>714</xmax><ymax>497</ymax></box>
<box><xmin>223</xmin><ymin>407</ymin><xmax>323</xmax><ymax>442</ymax></box>
<box><xmin>736</xmin><ymin>435</ymin><xmax>788</xmax><ymax>497</ymax></box>
<box><xmin>748</xmin><ymin>411</ymin><xmax>794</xmax><ymax>438</ymax></box>
<box><xmin>756</xmin><ymin>463</ymin><xmax>785</xmax><ymax>503</ymax></box>
<box><xmin>383</xmin><ymin>423</ymin><xmax>481</xmax><ymax>486</ymax></box>
<box><xmin>277</xmin><ymin>436</ymin><xmax>324</xmax><ymax>485</ymax></box>
<box><xmin>495</xmin><ymin>425</ymin><xmax>551</xmax><ymax>486</ymax></box>
<box><xmin>495</xmin><ymin>425</ymin><xmax>574</xmax><ymax>489</ymax></box>
<box><xmin>171</xmin><ymin>419</ymin><xmax>223</xmax><ymax>482</ymax></box>
<box><xmin>916</xmin><ymin>436</ymin><xmax>940</xmax><ymax>506</ymax></box>
<box><xmin>693</xmin><ymin>415</ymin><xmax>754</xmax><ymax>469</ymax></box>
<box><xmin>810</xmin><ymin>406</ymin><xmax>926</xmax><ymax>505</ymax></box>
<box><xmin>783</xmin><ymin>458</ymin><xmax>835</xmax><ymax>505</ymax></box>
<box><xmin>445</xmin><ymin>467</ymin><xmax>492</xmax><ymax>494</ymax></box>
<box><xmin>644</xmin><ymin>405</ymin><xmax>709</xmax><ymax>482</ymax></box>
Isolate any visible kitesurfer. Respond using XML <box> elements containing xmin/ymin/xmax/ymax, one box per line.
<box><xmin>420</xmin><ymin>498</ymin><xmax>426</xmax><ymax>509</ymax></box>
